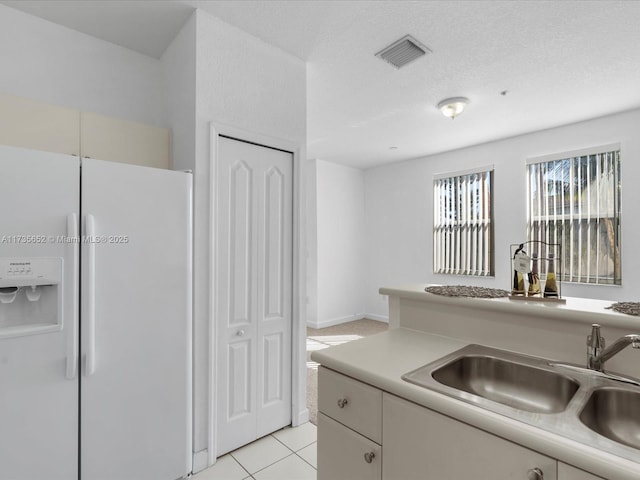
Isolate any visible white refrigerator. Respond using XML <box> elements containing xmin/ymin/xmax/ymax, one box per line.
<box><xmin>0</xmin><ymin>145</ymin><xmax>192</xmax><ymax>480</ymax></box>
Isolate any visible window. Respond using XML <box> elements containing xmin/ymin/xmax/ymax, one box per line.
<box><xmin>527</xmin><ymin>145</ymin><xmax>621</xmax><ymax>285</ymax></box>
<box><xmin>433</xmin><ymin>167</ymin><xmax>494</xmax><ymax>276</ymax></box>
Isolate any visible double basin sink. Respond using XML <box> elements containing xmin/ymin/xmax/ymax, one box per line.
<box><xmin>402</xmin><ymin>344</ymin><xmax>640</xmax><ymax>461</ymax></box>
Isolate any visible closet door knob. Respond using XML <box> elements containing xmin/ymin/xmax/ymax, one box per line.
<box><xmin>527</xmin><ymin>468</ymin><xmax>543</xmax><ymax>480</ymax></box>
<box><xmin>236</xmin><ymin>329</ymin><xmax>245</xmax><ymax>337</ymax></box>
<box><xmin>364</xmin><ymin>452</ymin><xmax>375</xmax><ymax>464</ymax></box>
<box><xmin>337</xmin><ymin>398</ymin><xmax>348</xmax><ymax>408</ymax></box>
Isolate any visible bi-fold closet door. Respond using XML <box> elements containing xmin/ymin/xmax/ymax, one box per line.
<box><xmin>216</xmin><ymin>136</ymin><xmax>294</xmax><ymax>455</ymax></box>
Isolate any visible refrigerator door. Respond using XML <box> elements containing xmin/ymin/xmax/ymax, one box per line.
<box><xmin>0</xmin><ymin>146</ymin><xmax>79</xmax><ymax>480</ymax></box>
<box><xmin>80</xmin><ymin>159</ymin><xmax>192</xmax><ymax>480</ymax></box>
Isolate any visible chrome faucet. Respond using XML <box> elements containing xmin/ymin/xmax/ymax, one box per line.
<box><xmin>587</xmin><ymin>323</ymin><xmax>640</xmax><ymax>372</ymax></box>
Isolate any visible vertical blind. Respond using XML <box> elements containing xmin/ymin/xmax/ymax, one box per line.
<box><xmin>433</xmin><ymin>168</ymin><xmax>494</xmax><ymax>276</ymax></box>
<box><xmin>527</xmin><ymin>147</ymin><xmax>621</xmax><ymax>285</ymax></box>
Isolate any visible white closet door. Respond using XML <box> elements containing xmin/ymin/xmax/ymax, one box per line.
<box><xmin>216</xmin><ymin>136</ymin><xmax>293</xmax><ymax>455</ymax></box>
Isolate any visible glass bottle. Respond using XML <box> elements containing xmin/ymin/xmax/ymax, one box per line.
<box><xmin>512</xmin><ymin>269</ymin><xmax>525</xmax><ymax>295</ymax></box>
<box><xmin>527</xmin><ymin>253</ymin><xmax>541</xmax><ymax>296</ymax></box>
<box><xmin>511</xmin><ymin>245</ymin><xmax>526</xmax><ymax>295</ymax></box>
<box><xmin>543</xmin><ymin>253</ymin><xmax>559</xmax><ymax>298</ymax></box>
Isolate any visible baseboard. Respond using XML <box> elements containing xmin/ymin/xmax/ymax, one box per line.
<box><xmin>364</xmin><ymin>313</ymin><xmax>389</xmax><ymax>323</ymax></box>
<box><xmin>307</xmin><ymin>313</ymin><xmax>365</xmax><ymax>329</ymax></box>
<box><xmin>192</xmin><ymin>449</ymin><xmax>210</xmax><ymax>474</ymax></box>
<box><xmin>293</xmin><ymin>407</ymin><xmax>310</xmax><ymax>426</ymax></box>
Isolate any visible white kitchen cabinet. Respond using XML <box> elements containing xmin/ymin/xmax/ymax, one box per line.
<box><xmin>316</xmin><ymin>365</ymin><xmax>609</xmax><ymax>480</ymax></box>
<box><xmin>80</xmin><ymin>112</ymin><xmax>171</xmax><ymax>169</ymax></box>
<box><xmin>558</xmin><ymin>462</ymin><xmax>604</xmax><ymax>480</ymax></box>
<box><xmin>0</xmin><ymin>93</ymin><xmax>80</xmax><ymax>155</ymax></box>
<box><xmin>317</xmin><ymin>367</ymin><xmax>382</xmax><ymax>480</ymax></box>
<box><xmin>0</xmin><ymin>94</ymin><xmax>171</xmax><ymax>169</ymax></box>
<box><xmin>317</xmin><ymin>413</ymin><xmax>381</xmax><ymax>480</ymax></box>
<box><xmin>382</xmin><ymin>393</ymin><xmax>557</xmax><ymax>480</ymax></box>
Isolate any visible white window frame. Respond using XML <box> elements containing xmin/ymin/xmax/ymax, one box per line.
<box><xmin>433</xmin><ymin>166</ymin><xmax>494</xmax><ymax>276</ymax></box>
<box><xmin>526</xmin><ymin>144</ymin><xmax>621</xmax><ymax>285</ymax></box>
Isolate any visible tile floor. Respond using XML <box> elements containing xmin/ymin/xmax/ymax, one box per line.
<box><xmin>193</xmin><ymin>422</ymin><xmax>317</xmax><ymax>480</ymax></box>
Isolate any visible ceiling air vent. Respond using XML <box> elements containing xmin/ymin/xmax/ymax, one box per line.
<box><xmin>375</xmin><ymin>35</ymin><xmax>431</xmax><ymax>69</ymax></box>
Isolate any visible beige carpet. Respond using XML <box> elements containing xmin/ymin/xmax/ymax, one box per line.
<box><xmin>306</xmin><ymin>318</ymin><xmax>389</xmax><ymax>425</ymax></box>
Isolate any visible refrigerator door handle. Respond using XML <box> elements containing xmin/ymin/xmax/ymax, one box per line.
<box><xmin>85</xmin><ymin>214</ymin><xmax>97</xmax><ymax>377</ymax></box>
<box><xmin>65</xmin><ymin>213</ymin><xmax>79</xmax><ymax>380</ymax></box>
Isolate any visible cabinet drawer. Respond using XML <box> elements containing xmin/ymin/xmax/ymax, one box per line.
<box><xmin>318</xmin><ymin>367</ymin><xmax>382</xmax><ymax>443</ymax></box>
<box><xmin>318</xmin><ymin>413</ymin><xmax>381</xmax><ymax>480</ymax></box>
<box><xmin>558</xmin><ymin>462</ymin><xmax>605</xmax><ymax>480</ymax></box>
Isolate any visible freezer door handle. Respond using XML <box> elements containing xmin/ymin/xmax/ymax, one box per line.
<box><xmin>66</xmin><ymin>213</ymin><xmax>79</xmax><ymax>380</ymax></box>
<box><xmin>85</xmin><ymin>214</ymin><xmax>97</xmax><ymax>377</ymax></box>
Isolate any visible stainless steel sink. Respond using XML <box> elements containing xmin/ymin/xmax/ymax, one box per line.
<box><xmin>579</xmin><ymin>387</ymin><xmax>640</xmax><ymax>450</ymax></box>
<box><xmin>403</xmin><ymin>344</ymin><xmax>579</xmax><ymax>414</ymax></box>
<box><xmin>402</xmin><ymin>344</ymin><xmax>640</xmax><ymax>462</ymax></box>
<box><xmin>431</xmin><ymin>354</ymin><xmax>579</xmax><ymax>413</ymax></box>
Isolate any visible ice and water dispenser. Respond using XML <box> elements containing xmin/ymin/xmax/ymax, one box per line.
<box><xmin>0</xmin><ymin>258</ymin><xmax>63</xmax><ymax>336</ymax></box>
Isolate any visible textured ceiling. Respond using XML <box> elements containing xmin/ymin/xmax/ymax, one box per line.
<box><xmin>3</xmin><ymin>0</ymin><xmax>640</xmax><ymax>169</ymax></box>
<box><xmin>304</xmin><ymin>0</ymin><xmax>640</xmax><ymax>168</ymax></box>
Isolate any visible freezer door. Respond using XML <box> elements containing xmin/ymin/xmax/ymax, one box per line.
<box><xmin>80</xmin><ymin>159</ymin><xmax>192</xmax><ymax>480</ymax></box>
<box><xmin>0</xmin><ymin>146</ymin><xmax>79</xmax><ymax>480</ymax></box>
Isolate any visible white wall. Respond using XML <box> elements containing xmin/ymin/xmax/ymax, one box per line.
<box><xmin>308</xmin><ymin>160</ymin><xmax>366</xmax><ymax>328</ymax></box>
<box><xmin>161</xmin><ymin>12</ymin><xmax>196</xmax><ymax>171</ymax></box>
<box><xmin>160</xmin><ymin>10</ymin><xmax>199</xmax><ymax>462</ymax></box>
<box><xmin>0</xmin><ymin>4</ymin><xmax>167</xmax><ymax>127</ymax></box>
<box><xmin>190</xmin><ymin>9</ymin><xmax>307</xmax><ymax>457</ymax></box>
<box><xmin>306</xmin><ymin>160</ymin><xmax>319</xmax><ymax>327</ymax></box>
<box><xmin>364</xmin><ymin>108</ymin><xmax>640</xmax><ymax>320</ymax></box>
<box><xmin>0</xmin><ymin>1</ymin><xmax>307</xmax><ymax>469</ymax></box>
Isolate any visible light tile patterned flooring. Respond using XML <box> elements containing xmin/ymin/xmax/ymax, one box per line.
<box><xmin>193</xmin><ymin>422</ymin><xmax>317</xmax><ymax>480</ymax></box>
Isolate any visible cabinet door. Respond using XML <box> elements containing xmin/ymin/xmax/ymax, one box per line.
<box><xmin>0</xmin><ymin>94</ymin><xmax>80</xmax><ymax>155</ymax></box>
<box><xmin>383</xmin><ymin>393</ymin><xmax>557</xmax><ymax>480</ymax></box>
<box><xmin>318</xmin><ymin>413</ymin><xmax>381</xmax><ymax>480</ymax></box>
<box><xmin>558</xmin><ymin>462</ymin><xmax>604</xmax><ymax>480</ymax></box>
<box><xmin>80</xmin><ymin>112</ymin><xmax>170</xmax><ymax>169</ymax></box>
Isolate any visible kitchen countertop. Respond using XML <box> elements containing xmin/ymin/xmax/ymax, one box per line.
<box><xmin>381</xmin><ymin>284</ymin><xmax>639</xmax><ymax>330</ymax></box>
<box><xmin>311</xmin><ymin>327</ymin><xmax>640</xmax><ymax>479</ymax></box>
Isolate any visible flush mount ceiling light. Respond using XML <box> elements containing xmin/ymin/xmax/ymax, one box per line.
<box><xmin>437</xmin><ymin>97</ymin><xmax>469</xmax><ymax>120</ymax></box>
